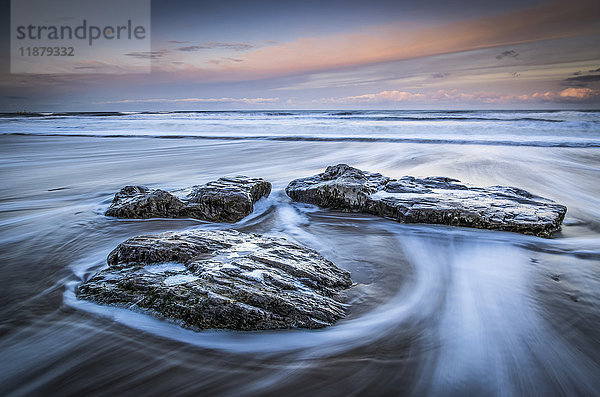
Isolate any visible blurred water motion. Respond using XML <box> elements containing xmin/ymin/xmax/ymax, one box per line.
<box><xmin>0</xmin><ymin>110</ymin><xmax>599</xmax><ymax>395</ymax></box>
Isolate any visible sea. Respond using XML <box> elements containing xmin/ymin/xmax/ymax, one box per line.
<box><xmin>0</xmin><ymin>110</ymin><xmax>599</xmax><ymax>396</ymax></box>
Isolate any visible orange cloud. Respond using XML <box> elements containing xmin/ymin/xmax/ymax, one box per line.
<box><xmin>559</xmin><ymin>87</ymin><xmax>599</xmax><ymax>99</ymax></box>
<box><xmin>319</xmin><ymin>88</ymin><xmax>599</xmax><ymax>104</ymax></box>
<box><xmin>166</xmin><ymin>0</ymin><xmax>600</xmax><ymax>82</ymax></box>
<box><xmin>330</xmin><ymin>90</ymin><xmax>426</xmax><ymax>103</ymax></box>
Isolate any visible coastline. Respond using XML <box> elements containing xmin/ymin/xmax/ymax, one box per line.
<box><xmin>1</xmin><ymin>131</ymin><xmax>599</xmax><ymax>394</ymax></box>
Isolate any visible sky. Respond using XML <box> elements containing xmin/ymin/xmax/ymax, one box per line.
<box><xmin>0</xmin><ymin>0</ymin><xmax>599</xmax><ymax>110</ymax></box>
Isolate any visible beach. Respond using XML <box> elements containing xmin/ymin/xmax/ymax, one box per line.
<box><xmin>0</xmin><ymin>111</ymin><xmax>599</xmax><ymax>395</ymax></box>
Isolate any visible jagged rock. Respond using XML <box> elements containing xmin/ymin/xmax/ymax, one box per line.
<box><xmin>285</xmin><ymin>164</ymin><xmax>567</xmax><ymax>237</ymax></box>
<box><xmin>105</xmin><ymin>176</ymin><xmax>271</xmax><ymax>222</ymax></box>
<box><xmin>77</xmin><ymin>230</ymin><xmax>352</xmax><ymax>330</ymax></box>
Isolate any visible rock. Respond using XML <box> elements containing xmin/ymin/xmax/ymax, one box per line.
<box><xmin>104</xmin><ymin>186</ymin><xmax>187</xmax><ymax>219</ymax></box>
<box><xmin>77</xmin><ymin>230</ymin><xmax>352</xmax><ymax>330</ymax></box>
<box><xmin>285</xmin><ymin>164</ymin><xmax>567</xmax><ymax>237</ymax></box>
<box><xmin>105</xmin><ymin>176</ymin><xmax>271</xmax><ymax>222</ymax></box>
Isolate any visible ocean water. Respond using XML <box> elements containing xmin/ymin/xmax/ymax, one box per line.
<box><xmin>0</xmin><ymin>110</ymin><xmax>599</xmax><ymax>396</ymax></box>
<box><xmin>2</xmin><ymin>109</ymin><xmax>600</xmax><ymax>147</ymax></box>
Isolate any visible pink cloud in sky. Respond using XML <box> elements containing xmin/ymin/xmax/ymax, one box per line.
<box><xmin>318</xmin><ymin>88</ymin><xmax>599</xmax><ymax>105</ymax></box>
<box><xmin>162</xmin><ymin>0</ymin><xmax>600</xmax><ymax>82</ymax></box>
<box><xmin>558</xmin><ymin>87</ymin><xmax>599</xmax><ymax>99</ymax></box>
<box><xmin>100</xmin><ymin>88</ymin><xmax>598</xmax><ymax>106</ymax></box>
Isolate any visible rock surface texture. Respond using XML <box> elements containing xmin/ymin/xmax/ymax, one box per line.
<box><xmin>285</xmin><ymin>164</ymin><xmax>567</xmax><ymax>237</ymax></box>
<box><xmin>77</xmin><ymin>230</ymin><xmax>352</xmax><ymax>330</ymax></box>
<box><xmin>105</xmin><ymin>176</ymin><xmax>271</xmax><ymax>222</ymax></box>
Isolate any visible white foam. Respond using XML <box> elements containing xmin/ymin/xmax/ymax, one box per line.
<box><xmin>163</xmin><ymin>274</ymin><xmax>199</xmax><ymax>286</ymax></box>
<box><xmin>234</xmin><ymin>242</ymin><xmax>259</xmax><ymax>251</ymax></box>
<box><xmin>241</xmin><ymin>269</ymin><xmax>265</xmax><ymax>282</ymax></box>
<box><xmin>144</xmin><ymin>262</ymin><xmax>187</xmax><ymax>274</ymax></box>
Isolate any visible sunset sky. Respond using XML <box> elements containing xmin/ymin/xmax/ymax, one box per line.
<box><xmin>1</xmin><ymin>0</ymin><xmax>600</xmax><ymax>110</ymax></box>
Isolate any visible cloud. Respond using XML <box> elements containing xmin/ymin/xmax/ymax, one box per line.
<box><xmin>558</xmin><ymin>87</ymin><xmax>599</xmax><ymax>99</ymax></box>
<box><xmin>95</xmin><ymin>97</ymin><xmax>279</xmax><ymax>105</ymax></box>
<box><xmin>517</xmin><ymin>92</ymin><xmax>556</xmax><ymax>101</ymax></box>
<box><xmin>430</xmin><ymin>90</ymin><xmax>519</xmax><ymax>103</ymax></box>
<box><xmin>322</xmin><ymin>90</ymin><xmax>426</xmax><ymax>104</ymax></box>
<box><xmin>318</xmin><ymin>89</ymin><xmax>490</xmax><ymax>104</ymax></box>
<box><xmin>72</xmin><ymin>60</ymin><xmax>118</xmax><ymax>70</ymax></box>
<box><xmin>562</xmin><ymin>74</ymin><xmax>600</xmax><ymax>87</ymax></box>
<box><xmin>177</xmin><ymin>46</ymin><xmax>203</xmax><ymax>52</ymax></box>
<box><xmin>319</xmin><ymin>88</ymin><xmax>599</xmax><ymax>105</ymax></box>
<box><xmin>210</xmin><ymin>42</ymin><xmax>255</xmax><ymax>51</ymax></box>
<box><xmin>158</xmin><ymin>0</ymin><xmax>600</xmax><ymax>82</ymax></box>
<box><xmin>207</xmin><ymin>57</ymin><xmax>245</xmax><ymax>65</ymax></box>
<box><xmin>168</xmin><ymin>40</ymin><xmax>189</xmax><ymax>44</ymax></box>
<box><xmin>496</xmin><ymin>50</ymin><xmax>519</xmax><ymax>60</ymax></box>
<box><xmin>177</xmin><ymin>42</ymin><xmax>256</xmax><ymax>52</ymax></box>
<box><xmin>70</xmin><ymin>60</ymin><xmax>128</xmax><ymax>73</ymax></box>
<box><xmin>124</xmin><ymin>50</ymin><xmax>169</xmax><ymax>59</ymax></box>
<box><xmin>431</xmin><ymin>73</ymin><xmax>449</xmax><ymax>79</ymax></box>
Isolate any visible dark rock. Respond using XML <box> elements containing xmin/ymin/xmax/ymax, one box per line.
<box><xmin>286</xmin><ymin>164</ymin><xmax>567</xmax><ymax>237</ymax></box>
<box><xmin>77</xmin><ymin>230</ymin><xmax>352</xmax><ymax>330</ymax></box>
<box><xmin>104</xmin><ymin>186</ymin><xmax>186</xmax><ymax>219</ymax></box>
<box><xmin>105</xmin><ymin>176</ymin><xmax>271</xmax><ymax>222</ymax></box>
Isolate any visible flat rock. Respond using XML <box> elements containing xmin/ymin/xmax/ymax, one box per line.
<box><xmin>285</xmin><ymin>164</ymin><xmax>567</xmax><ymax>237</ymax></box>
<box><xmin>77</xmin><ymin>230</ymin><xmax>352</xmax><ymax>330</ymax></box>
<box><xmin>105</xmin><ymin>176</ymin><xmax>271</xmax><ymax>222</ymax></box>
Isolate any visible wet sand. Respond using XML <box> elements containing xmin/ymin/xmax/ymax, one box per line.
<box><xmin>1</xmin><ymin>134</ymin><xmax>599</xmax><ymax>396</ymax></box>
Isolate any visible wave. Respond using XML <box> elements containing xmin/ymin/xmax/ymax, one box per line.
<box><xmin>325</xmin><ymin>116</ymin><xmax>566</xmax><ymax>122</ymax></box>
<box><xmin>2</xmin><ymin>110</ymin><xmax>596</xmax><ymax>124</ymax></box>
<box><xmin>4</xmin><ymin>131</ymin><xmax>600</xmax><ymax>148</ymax></box>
